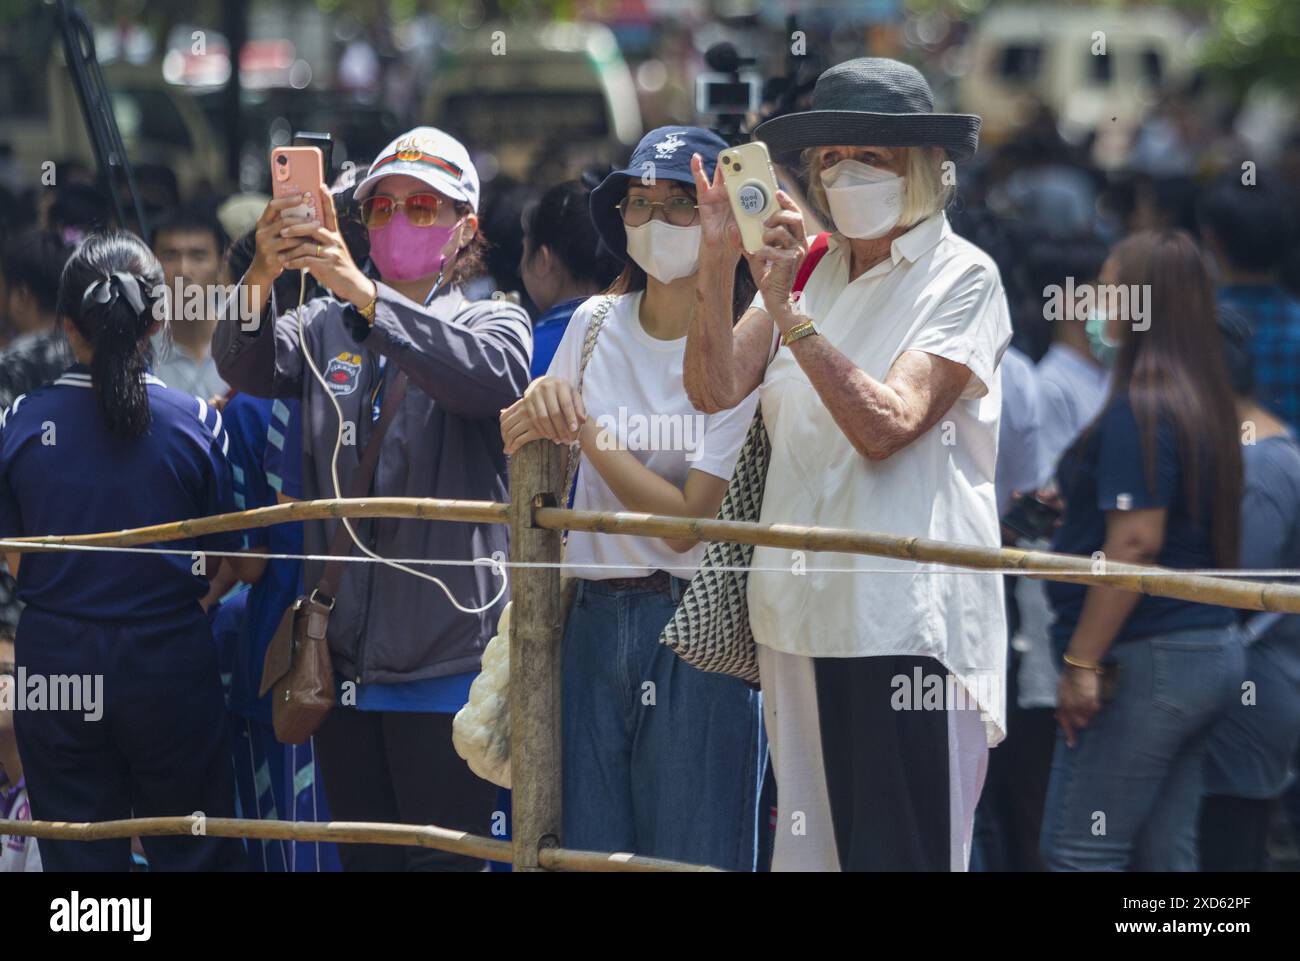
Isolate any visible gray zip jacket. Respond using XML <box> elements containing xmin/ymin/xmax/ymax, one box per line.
<box><xmin>213</xmin><ymin>280</ymin><xmax>532</xmax><ymax>685</ymax></box>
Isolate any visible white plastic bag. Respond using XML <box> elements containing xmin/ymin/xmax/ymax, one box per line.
<box><xmin>452</xmin><ymin>602</ymin><xmax>512</xmax><ymax>788</ymax></box>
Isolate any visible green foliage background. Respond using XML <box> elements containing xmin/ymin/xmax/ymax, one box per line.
<box><xmin>2</xmin><ymin>0</ymin><xmax>1298</xmax><ymax>94</ymax></box>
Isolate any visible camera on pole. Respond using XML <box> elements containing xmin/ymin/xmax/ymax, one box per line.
<box><xmin>696</xmin><ymin>42</ymin><xmax>761</xmax><ymax>146</ymax></box>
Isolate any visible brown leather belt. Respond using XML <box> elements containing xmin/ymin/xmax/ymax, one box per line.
<box><xmin>601</xmin><ymin>570</ymin><xmax>673</xmax><ymax>594</ymax></box>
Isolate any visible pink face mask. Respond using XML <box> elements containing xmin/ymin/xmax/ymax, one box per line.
<box><xmin>368</xmin><ymin>210</ymin><xmax>461</xmax><ymax>282</ymax></box>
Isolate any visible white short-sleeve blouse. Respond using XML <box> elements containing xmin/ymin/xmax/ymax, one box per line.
<box><xmin>748</xmin><ymin>213</ymin><xmax>1013</xmax><ymax>744</ymax></box>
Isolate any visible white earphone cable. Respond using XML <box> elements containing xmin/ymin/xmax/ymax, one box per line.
<box><xmin>294</xmin><ymin>269</ymin><xmax>506</xmax><ymax>613</ymax></box>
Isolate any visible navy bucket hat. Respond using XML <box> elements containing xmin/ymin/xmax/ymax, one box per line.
<box><xmin>590</xmin><ymin>126</ymin><xmax>729</xmax><ymax>263</ymax></box>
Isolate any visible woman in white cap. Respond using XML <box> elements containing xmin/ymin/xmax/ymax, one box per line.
<box><xmin>686</xmin><ymin>58</ymin><xmax>1012</xmax><ymax>872</ymax></box>
<box><xmin>213</xmin><ymin>127</ymin><xmax>533</xmax><ymax>872</ymax></box>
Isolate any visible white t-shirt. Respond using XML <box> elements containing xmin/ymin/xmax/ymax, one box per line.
<box><xmin>996</xmin><ymin>346</ymin><xmax>1042</xmax><ymax>516</ymax></box>
<box><xmin>150</xmin><ymin>336</ymin><xmax>229</xmax><ymax>401</ymax></box>
<box><xmin>748</xmin><ymin>214</ymin><xmax>1012</xmax><ymax>744</ymax></box>
<box><xmin>547</xmin><ymin>292</ymin><xmax>759</xmax><ymax>580</ymax></box>
<box><xmin>1036</xmin><ymin>342</ymin><xmax>1111</xmax><ymax>487</ymax></box>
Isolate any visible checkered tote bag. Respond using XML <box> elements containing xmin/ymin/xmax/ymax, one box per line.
<box><xmin>657</xmin><ymin>232</ymin><xmax>831</xmax><ymax>686</ymax></box>
<box><xmin>658</xmin><ymin>412</ymin><xmax>769</xmax><ymax>684</ymax></box>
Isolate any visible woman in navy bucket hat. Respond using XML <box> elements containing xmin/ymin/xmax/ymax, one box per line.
<box><xmin>500</xmin><ymin>127</ymin><xmax>765</xmax><ymax>870</ymax></box>
<box><xmin>685</xmin><ymin>58</ymin><xmax>1012</xmax><ymax>872</ymax></box>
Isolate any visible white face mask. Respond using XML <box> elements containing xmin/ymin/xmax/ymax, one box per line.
<box><xmin>624</xmin><ymin>220</ymin><xmax>701</xmax><ymax>283</ymax></box>
<box><xmin>820</xmin><ymin>158</ymin><xmax>906</xmax><ymax>239</ymax></box>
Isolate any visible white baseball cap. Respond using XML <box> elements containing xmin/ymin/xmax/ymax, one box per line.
<box><xmin>353</xmin><ymin>126</ymin><xmax>480</xmax><ymax>213</ymax></box>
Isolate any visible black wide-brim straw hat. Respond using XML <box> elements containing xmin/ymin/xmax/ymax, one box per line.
<box><xmin>754</xmin><ymin>57</ymin><xmax>981</xmax><ymax>163</ymax></box>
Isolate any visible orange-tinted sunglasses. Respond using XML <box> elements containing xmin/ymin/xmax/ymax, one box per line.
<box><xmin>359</xmin><ymin>193</ymin><xmax>447</xmax><ymax>228</ymax></box>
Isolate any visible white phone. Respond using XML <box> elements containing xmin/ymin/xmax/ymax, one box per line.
<box><xmin>718</xmin><ymin>142</ymin><xmax>781</xmax><ymax>254</ymax></box>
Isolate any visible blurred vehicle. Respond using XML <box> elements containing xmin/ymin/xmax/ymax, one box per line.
<box><xmin>423</xmin><ymin>21</ymin><xmax>643</xmax><ymax>182</ymax></box>
<box><xmin>960</xmin><ymin>5</ymin><xmax>1195</xmax><ymax>164</ymax></box>
<box><xmin>193</xmin><ymin>88</ymin><xmax>409</xmax><ymax>193</ymax></box>
<box><xmin>2</xmin><ymin>56</ymin><xmax>227</xmax><ymax>198</ymax></box>
<box><xmin>164</xmin><ymin>36</ymin><xmax>314</xmax><ymax>91</ymax></box>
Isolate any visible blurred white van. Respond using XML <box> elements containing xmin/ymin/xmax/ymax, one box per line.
<box><xmin>959</xmin><ymin>5</ymin><xmax>1196</xmax><ymax>163</ymax></box>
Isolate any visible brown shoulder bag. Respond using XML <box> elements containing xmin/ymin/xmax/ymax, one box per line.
<box><xmin>259</xmin><ymin>369</ymin><xmax>409</xmax><ymax>744</ymax></box>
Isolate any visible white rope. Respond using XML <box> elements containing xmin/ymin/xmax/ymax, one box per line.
<box><xmin>293</xmin><ymin>270</ymin><xmax>506</xmax><ymax>613</ymax></box>
<box><xmin>3</xmin><ymin>538</ymin><xmax>1298</xmax><ymax>581</ymax></box>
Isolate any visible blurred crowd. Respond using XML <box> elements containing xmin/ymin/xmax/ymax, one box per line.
<box><xmin>1</xmin><ymin>52</ymin><xmax>1299</xmax><ymax>874</ymax></box>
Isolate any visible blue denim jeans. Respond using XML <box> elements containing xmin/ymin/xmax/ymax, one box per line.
<box><xmin>561</xmin><ymin>577</ymin><xmax>765</xmax><ymax>871</ymax></box>
<box><xmin>1039</xmin><ymin>626</ymin><xmax>1245</xmax><ymax>871</ymax></box>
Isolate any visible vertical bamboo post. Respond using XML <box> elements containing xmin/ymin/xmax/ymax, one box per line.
<box><xmin>508</xmin><ymin>439</ymin><xmax>566</xmax><ymax>871</ymax></box>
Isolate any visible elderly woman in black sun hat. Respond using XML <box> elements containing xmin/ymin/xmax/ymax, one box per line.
<box><xmin>685</xmin><ymin>57</ymin><xmax>1013</xmax><ymax>872</ymax></box>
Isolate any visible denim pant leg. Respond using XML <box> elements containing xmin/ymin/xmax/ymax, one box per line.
<box><xmin>1135</xmin><ymin>631</ymin><xmax>1245</xmax><ymax>870</ymax></box>
<box><xmin>1133</xmin><ymin>724</ymin><xmax>1214</xmax><ymax>871</ymax></box>
<box><xmin>1039</xmin><ymin>628</ymin><xmax>1244</xmax><ymax>871</ymax></box>
<box><xmin>627</xmin><ymin>581</ymin><xmax>764</xmax><ymax>872</ymax></box>
<box><xmin>561</xmin><ymin>582</ymin><xmax>637</xmax><ymax>854</ymax></box>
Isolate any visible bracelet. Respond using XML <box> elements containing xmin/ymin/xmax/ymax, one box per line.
<box><xmin>357</xmin><ymin>291</ymin><xmax>378</xmax><ymax>326</ymax></box>
<box><xmin>1062</xmin><ymin>653</ymin><xmax>1103</xmax><ymax>673</ymax></box>
<box><xmin>782</xmin><ymin>320</ymin><xmax>818</xmax><ymax>347</ymax></box>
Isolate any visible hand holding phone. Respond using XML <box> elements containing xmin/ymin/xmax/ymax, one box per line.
<box><xmin>718</xmin><ymin>142</ymin><xmax>781</xmax><ymax>255</ymax></box>
<box><xmin>1000</xmin><ymin>491</ymin><xmax>1063</xmax><ymax>542</ymax></box>
<box><xmin>270</xmin><ymin>146</ymin><xmax>336</xmax><ymax>233</ymax></box>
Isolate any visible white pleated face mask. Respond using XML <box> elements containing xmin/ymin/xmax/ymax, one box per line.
<box><xmin>820</xmin><ymin>158</ymin><xmax>906</xmax><ymax>239</ymax></box>
<box><xmin>624</xmin><ymin>219</ymin><xmax>701</xmax><ymax>283</ymax></box>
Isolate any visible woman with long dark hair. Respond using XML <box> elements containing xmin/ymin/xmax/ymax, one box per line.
<box><xmin>1039</xmin><ymin>230</ymin><xmax>1245</xmax><ymax>871</ymax></box>
<box><xmin>0</xmin><ymin>230</ymin><xmax>244</xmax><ymax>871</ymax></box>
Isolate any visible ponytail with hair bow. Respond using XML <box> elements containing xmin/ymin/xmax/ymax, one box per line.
<box><xmin>80</xmin><ymin>271</ymin><xmax>150</xmax><ymax>324</ymax></box>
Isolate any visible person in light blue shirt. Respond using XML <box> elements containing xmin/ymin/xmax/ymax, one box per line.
<box><xmin>995</xmin><ymin>345</ymin><xmax>1041</xmax><ymax>517</ymax></box>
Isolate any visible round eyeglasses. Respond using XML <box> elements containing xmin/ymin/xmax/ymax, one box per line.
<box><xmin>616</xmin><ymin>195</ymin><xmax>700</xmax><ymax>228</ymax></box>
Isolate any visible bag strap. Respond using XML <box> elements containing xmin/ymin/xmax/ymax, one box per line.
<box><xmin>793</xmin><ymin>231</ymin><xmax>832</xmax><ymax>296</ymax></box>
<box><xmin>561</xmin><ymin>295</ymin><xmax>618</xmax><ymax>509</ymax></box>
<box><xmin>315</xmin><ymin>366</ymin><xmax>409</xmax><ymax>602</ymax></box>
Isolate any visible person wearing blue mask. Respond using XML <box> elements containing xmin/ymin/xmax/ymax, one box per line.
<box><xmin>1040</xmin><ymin>231</ymin><xmax>1245</xmax><ymax>871</ymax></box>
<box><xmin>0</xmin><ymin>231</ymin><xmax>244</xmax><ymax>871</ymax></box>
<box><xmin>501</xmin><ymin>127</ymin><xmax>765</xmax><ymax>871</ymax></box>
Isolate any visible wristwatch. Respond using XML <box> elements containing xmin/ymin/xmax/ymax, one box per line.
<box><xmin>782</xmin><ymin>320</ymin><xmax>818</xmax><ymax>347</ymax></box>
<box><xmin>357</xmin><ymin>290</ymin><xmax>378</xmax><ymax>326</ymax></box>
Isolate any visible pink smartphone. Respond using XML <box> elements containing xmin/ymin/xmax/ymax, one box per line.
<box><xmin>270</xmin><ymin>146</ymin><xmax>336</xmax><ymax>232</ymax></box>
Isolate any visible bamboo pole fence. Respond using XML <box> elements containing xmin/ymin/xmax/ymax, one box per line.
<box><xmin>0</xmin><ymin>817</ymin><xmax>717</xmax><ymax>872</ymax></box>
<box><xmin>3</xmin><ymin>438</ymin><xmax>1299</xmax><ymax>871</ymax></box>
